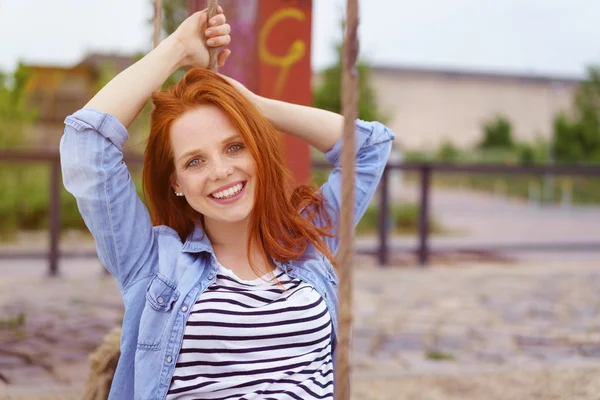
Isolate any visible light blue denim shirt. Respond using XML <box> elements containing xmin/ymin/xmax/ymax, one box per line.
<box><xmin>60</xmin><ymin>108</ymin><xmax>394</xmax><ymax>400</ymax></box>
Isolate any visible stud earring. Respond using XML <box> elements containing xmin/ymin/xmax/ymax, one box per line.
<box><xmin>175</xmin><ymin>192</ymin><xmax>184</xmax><ymax>197</ymax></box>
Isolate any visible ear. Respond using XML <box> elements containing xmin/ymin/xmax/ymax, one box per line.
<box><xmin>170</xmin><ymin>175</ymin><xmax>181</xmax><ymax>194</ymax></box>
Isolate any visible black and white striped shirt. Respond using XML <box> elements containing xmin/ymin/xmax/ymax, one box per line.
<box><xmin>167</xmin><ymin>263</ymin><xmax>334</xmax><ymax>400</ymax></box>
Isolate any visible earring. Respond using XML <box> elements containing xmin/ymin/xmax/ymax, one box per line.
<box><xmin>175</xmin><ymin>192</ymin><xmax>184</xmax><ymax>197</ymax></box>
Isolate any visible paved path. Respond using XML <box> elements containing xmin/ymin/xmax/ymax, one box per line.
<box><xmin>2</xmin><ymin>257</ymin><xmax>600</xmax><ymax>399</ymax></box>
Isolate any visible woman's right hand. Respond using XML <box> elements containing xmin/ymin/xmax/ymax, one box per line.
<box><xmin>170</xmin><ymin>6</ymin><xmax>232</xmax><ymax>69</ymax></box>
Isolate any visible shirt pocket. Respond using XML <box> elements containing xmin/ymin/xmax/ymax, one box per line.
<box><xmin>137</xmin><ymin>273</ymin><xmax>180</xmax><ymax>351</ymax></box>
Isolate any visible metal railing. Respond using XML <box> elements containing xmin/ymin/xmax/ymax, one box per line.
<box><xmin>361</xmin><ymin>161</ymin><xmax>600</xmax><ymax>266</ymax></box>
<box><xmin>2</xmin><ymin>150</ymin><xmax>600</xmax><ymax>275</ymax></box>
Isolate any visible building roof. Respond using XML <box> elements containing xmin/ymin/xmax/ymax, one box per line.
<box><xmin>370</xmin><ymin>64</ymin><xmax>584</xmax><ymax>86</ymax></box>
<box><xmin>75</xmin><ymin>53</ymin><xmax>137</xmax><ymax>73</ymax></box>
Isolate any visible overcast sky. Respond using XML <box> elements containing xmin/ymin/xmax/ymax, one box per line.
<box><xmin>0</xmin><ymin>0</ymin><xmax>598</xmax><ymax>78</ymax></box>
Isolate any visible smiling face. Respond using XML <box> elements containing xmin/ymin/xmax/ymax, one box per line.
<box><xmin>170</xmin><ymin>104</ymin><xmax>256</xmax><ymax>225</ymax></box>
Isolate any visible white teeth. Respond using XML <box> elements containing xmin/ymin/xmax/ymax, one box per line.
<box><xmin>211</xmin><ymin>183</ymin><xmax>243</xmax><ymax>199</ymax></box>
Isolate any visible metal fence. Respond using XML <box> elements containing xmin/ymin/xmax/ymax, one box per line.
<box><xmin>2</xmin><ymin>150</ymin><xmax>600</xmax><ymax>275</ymax></box>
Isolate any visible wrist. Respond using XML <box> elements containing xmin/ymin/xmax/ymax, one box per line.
<box><xmin>255</xmin><ymin>96</ymin><xmax>278</xmax><ymax>126</ymax></box>
<box><xmin>157</xmin><ymin>35</ymin><xmax>188</xmax><ymax>72</ymax></box>
<box><xmin>252</xmin><ymin>93</ymin><xmax>265</xmax><ymax>111</ymax></box>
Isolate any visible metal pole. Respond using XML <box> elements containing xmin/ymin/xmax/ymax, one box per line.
<box><xmin>418</xmin><ymin>166</ymin><xmax>431</xmax><ymax>266</ymax></box>
<box><xmin>378</xmin><ymin>168</ymin><xmax>389</xmax><ymax>266</ymax></box>
<box><xmin>49</xmin><ymin>160</ymin><xmax>61</xmax><ymax>277</ymax></box>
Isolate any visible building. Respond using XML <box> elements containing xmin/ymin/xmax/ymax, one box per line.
<box><xmin>23</xmin><ymin>53</ymin><xmax>584</xmax><ymax>152</ymax></box>
<box><xmin>23</xmin><ymin>53</ymin><xmax>136</xmax><ymax>147</ymax></box>
<box><xmin>367</xmin><ymin>65</ymin><xmax>582</xmax><ymax>150</ymax></box>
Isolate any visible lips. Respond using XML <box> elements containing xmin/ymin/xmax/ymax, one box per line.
<box><xmin>208</xmin><ymin>180</ymin><xmax>246</xmax><ymax>197</ymax></box>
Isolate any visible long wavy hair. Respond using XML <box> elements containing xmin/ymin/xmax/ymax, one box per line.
<box><xmin>143</xmin><ymin>68</ymin><xmax>337</xmax><ymax>273</ymax></box>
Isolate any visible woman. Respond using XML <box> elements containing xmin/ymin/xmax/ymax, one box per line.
<box><xmin>61</xmin><ymin>6</ymin><xmax>394</xmax><ymax>400</ymax></box>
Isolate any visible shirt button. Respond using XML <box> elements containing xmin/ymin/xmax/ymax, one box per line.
<box><xmin>208</xmin><ymin>273</ymin><xmax>214</xmax><ymax>280</ymax></box>
<box><xmin>166</xmin><ymin>355</ymin><xmax>173</xmax><ymax>363</ymax></box>
<box><xmin>157</xmin><ymin>296</ymin><xmax>164</xmax><ymax>304</ymax></box>
<box><xmin>181</xmin><ymin>305</ymin><xmax>188</xmax><ymax>313</ymax></box>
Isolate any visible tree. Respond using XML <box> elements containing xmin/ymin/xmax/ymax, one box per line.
<box><xmin>313</xmin><ymin>44</ymin><xmax>387</xmax><ymax>123</ymax></box>
<box><xmin>162</xmin><ymin>0</ymin><xmax>188</xmax><ymax>36</ymax></box>
<box><xmin>0</xmin><ymin>63</ymin><xmax>37</xmax><ymax>149</ymax></box>
<box><xmin>552</xmin><ymin>66</ymin><xmax>600</xmax><ymax>163</ymax></box>
<box><xmin>148</xmin><ymin>0</ymin><xmax>190</xmax><ymax>87</ymax></box>
<box><xmin>478</xmin><ymin>115</ymin><xmax>514</xmax><ymax>150</ymax></box>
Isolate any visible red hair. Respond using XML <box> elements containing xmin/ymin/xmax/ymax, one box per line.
<box><xmin>143</xmin><ymin>68</ymin><xmax>337</xmax><ymax>273</ymax></box>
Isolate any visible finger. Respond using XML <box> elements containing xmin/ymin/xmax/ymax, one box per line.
<box><xmin>218</xmin><ymin>49</ymin><xmax>231</xmax><ymax>67</ymax></box>
<box><xmin>217</xmin><ymin>5</ymin><xmax>224</xmax><ymax>14</ymax></box>
<box><xmin>206</xmin><ymin>23</ymin><xmax>231</xmax><ymax>38</ymax></box>
<box><xmin>207</xmin><ymin>34</ymin><xmax>230</xmax><ymax>47</ymax></box>
<box><xmin>194</xmin><ymin>10</ymin><xmax>208</xmax><ymax>25</ymax></box>
<box><xmin>209</xmin><ymin>13</ymin><xmax>226</xmax><ymax>27</ymax></box>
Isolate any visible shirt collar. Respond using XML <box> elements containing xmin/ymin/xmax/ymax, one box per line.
<box><xmin>181</xmin><ymin>224</ymin><xmax>214</xmax><ymax>254</ymax></box>
<box><xmin>180</xmin><ymin>224</ymin><xmax>293</xmax><ymax>271</ymax></box>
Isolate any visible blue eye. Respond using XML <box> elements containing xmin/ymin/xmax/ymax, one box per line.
<box><xmin>186</xmin><ymin>158</ymin><xmax>202</xmax><ymax>168</ymax></box>
<box><xmin>229</xmin><ymin>144</ymin><xmax>243</xmax><ymax>153</ymax></box>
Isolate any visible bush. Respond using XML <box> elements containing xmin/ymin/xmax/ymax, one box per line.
<box><xmin>551</xmin><ymin>66</ymin><xmax>600</xmax><ymax>164</ymax></box>
<box><xmin>356</xmin><ymin>203</ymin><xmax>444</xmax><ymax>235</ymax></box>
<box><xmin>479</xmin><ymin>115</ymin><xmax>515</xmax><ymax>150</ymax></box>
<box><xmin>552</xmin><ymin>113</ymin><xmax>590</xmax><ymax>163</ymax></box>
<box><xmin>436</xmin><ymin>140</ymin><xmax>460</xmax><ymax>162</ymax></box>
<box><xmin>0</xmin><ymin>165</ymin><xmax>145</xmax><ymax>236</ymax></box>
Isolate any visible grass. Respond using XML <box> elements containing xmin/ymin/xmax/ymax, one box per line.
<box><xmin>0</xmin><ymin>313</ymin><xmax>25</xmax><ymax>330</ymax></box>
<box><xmin>403</xmin><ymin>148</ymin><xmax>600</xmax><ymax>205</ymax></box>
<box><xmin>0</xmin><ymin>163</ymin><xmax>447</xmax><ymax>238</ymax></box>
<box><xmin>356</xmin><ymin>202</ymin><xmax>446</xmax><ymax>236</ymax></box>
<box><xmin>0</xmin><ymin>164</ymin><xmax>145</xmax><ymax>237</ymax></box>
<box><xmin>425</xmin><ymin>350</ymin><xmax>455</xmax><ymax>361</ymax></box>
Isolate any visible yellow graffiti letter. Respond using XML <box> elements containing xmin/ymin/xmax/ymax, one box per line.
<box><xmin>259</xmin><ymin>8</ymin><xmax>306</xmax><ymax>97</ymax></box>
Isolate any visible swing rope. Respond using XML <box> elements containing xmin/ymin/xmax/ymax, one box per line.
<box><xmin>206</xmin><ymin>0</ymin><xmax>219</xmax><ymax>72</ymax></box>
<box><xmin>335</xmin><ymin>0</ymin><xmax>359</xmax><ymax>398</ymax></box>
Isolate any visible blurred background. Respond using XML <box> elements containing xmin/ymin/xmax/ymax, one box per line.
<box><xmin>1</xmin><ymin>0</ymin><xmax>600</xmax><ymax>399</ymax></box>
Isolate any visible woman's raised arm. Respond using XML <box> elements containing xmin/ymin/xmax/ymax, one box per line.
<box><xmin>60</xmin><ymin>8</ymin><xmax>231</xmax><ymax>290</ymax></box>
<box><xmin>86</xmin><ymin>7</ymin><xmax>231</xmax><ymax>128</ymax></box>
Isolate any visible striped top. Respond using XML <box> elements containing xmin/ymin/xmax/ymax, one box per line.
<box><xmin>166</xmin><ymin>263</ymin><xmax>334</xmax><ymax>399</ymax></box>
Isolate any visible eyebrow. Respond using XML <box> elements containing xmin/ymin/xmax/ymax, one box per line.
<box><xmin>178</xmin><ymin>134</ymin><xmax>243</xmax><ymax>163</ymax></box>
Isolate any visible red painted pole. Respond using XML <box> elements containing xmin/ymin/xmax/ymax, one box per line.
<box><xmin>189</xmin><ymin>0</ymin><xmax>312</xmax><ymax>184</ymax></box>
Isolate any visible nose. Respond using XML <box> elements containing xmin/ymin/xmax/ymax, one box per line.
<box><xmin>208</xmin><ymin>155</ymin><xmax>233</xmax><ymax>181</ymax></box>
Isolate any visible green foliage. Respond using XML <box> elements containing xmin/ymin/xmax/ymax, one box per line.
<box><xmin>515</xmin><ymin>142</ymin><xmax>534</xmax><ymax>164</ymax></box>
<box><xmin>426</xmin><ymin>350</ymin><xmax>455</xmax><ymax>361</ymax></box>
<box><xmin>478</xmin><ymin>115</ymin><xmax>514</xmax><ymax>150</ymax></box>
<box><xmin>436</xmin><ymin>140</ymin><xmax>460</xmax><ymax>162</ymax></box>
<box><xmin>0</xmin><ymin>312</ymin><xmax>25</xmax><ymax>330</ymax></box>
<box><xmin>552</xmin><ymin>67</ymin><xmax>600</xmax><ymax>163</ymax></box>
<box><xmin>552</xmin><ymin>113</ymin><xmax>588</xmax><ymax>162</ymax></box>
<box><xmin>162</xmin><ymin>0</ymin><xmax>188</xmax><ymax>36</ymax></box>
<box><xmin>0</xmin><ymin>63</ymin><xmax>38</xmax><ymax>149</ymax></box>
<box><xmin>94</xmin><ymin>62</ymin><xmax>119</xmax><ymax>94</ymax></box>
<box><xmin>574</xmin><ymin>66</ymin><xmax>600</xmax><ymax>152</ymax></box>
<box><xmin>0</xmin><ymin>165</ymin><xmax>146</xmax><ymax>236</ymax></box>
<box><xmin>311</xmin><ymin>169</ymin><xmax>445</xmax><ymax>235</ymax></box>
<box><xmin>155</xmin><ymin>0</ymin><xmax>190</xmax><ymax>87</ymax></box>
<box><xmin>313</xmin><ymin>44</ymin><xmax>387</xmax><ymax>123</ymax></box>
<box><xmin>352</xmin><ymin>203</ymin><xmax>444</xmax><ymax>236</ymax></box>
